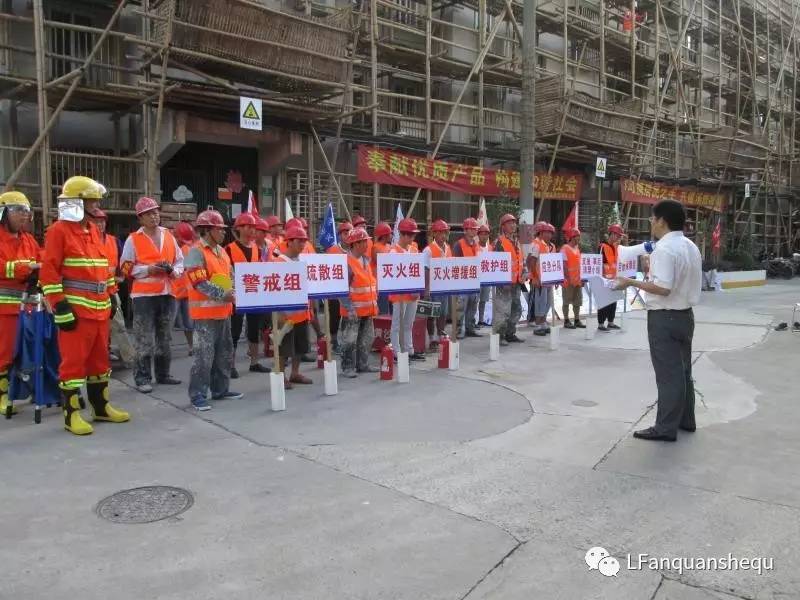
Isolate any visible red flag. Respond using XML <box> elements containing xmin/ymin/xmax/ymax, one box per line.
<box><xmin>711</xmin><ymin>219</ymin><xmax>721</xmax><ymax>251</ymax></box>
<box><xmin>561</xmin><ymin>202</ymin><xmax>578</xmax><ymax>232</ymax></box>
<box><xmin>247</xmin><ymin>190</ymin><xmax>259</xmax><ymax>215</ymax></box>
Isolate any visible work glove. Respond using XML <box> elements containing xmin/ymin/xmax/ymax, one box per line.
<box><xmin>110</xmin><ymin>294</ymin><xmax>119</xmax><ymax>320</ymax></box>
<box><xmin>53</xmin><ymin>300</ymin><xmax>77</xmax><ymax>331</ymax></box>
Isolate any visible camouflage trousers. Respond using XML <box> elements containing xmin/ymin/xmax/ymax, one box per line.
<box><xmin>132</xmin><ymin>295</ymin><xmax>175</xmax><ymax>385</ymax></box>
<box><xmin>188</xmin><ymin>318</ymin><xmax>233</xmax><ymax>402</ymax></box>
<box><xmin>339</xmin><ymin>316</ymin><xmax>375</xmax><ymax>373</ymax></box>
<box><xmin>492</xmin><ymin>284</ymin><xmax>522</xmax><ymax>339</ymax></box>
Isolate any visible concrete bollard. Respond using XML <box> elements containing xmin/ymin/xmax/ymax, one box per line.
<box><xmin>489</xmin><ymin>333</ymin><xmax>500</xmax><ymax>361</ymax></box>
<box><xmin>397</xmin><ymin>352</ymin><xmax>410</xmax><ymax>383</ymax></box>
<box><xmin>449</xmin><ymin>341</ymin><xmax>460</xmax><ymax>370</ymax></box>
<box><xmin>323</xmin><ymin>360</ymin><xmax>338</xmax><ymax>396</ymax></box>
<box><xmin>270</xmin><ymin>372</ymin><xmax>286</xmax><ymax>411</ymax></box>
<box><xmin>549</xmin><ymin>326</ymin><xmax>560</xmax><ymax>350</ymax></box>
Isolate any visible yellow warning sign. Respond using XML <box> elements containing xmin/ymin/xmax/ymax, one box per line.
<box><xmin>595</xmin><ymin>157</ymin><xmax>607</xmax><ymax>179</ymax></box>
<box><xmin>242</xmin><ymin>101</ymin><xmax>260</xmax><ymax>120</ymax></box>
<box><xmin>240</xmin><ymin>96</ymin><xmax>263</xmax><ymax>131</ymax></box>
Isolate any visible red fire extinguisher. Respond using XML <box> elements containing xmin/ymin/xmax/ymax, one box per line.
<box><xmin>263</xmin><ymin>326</ymin><xmax>273</xmax><ymax>358</ymax></box>
<box><xmin>438</xmin><ymin>335</ymin><xmax>450</xmax><ymax>369</ymax></box>
<box><xmin>380</xmin><ymin>344</ymin><xmax>394</xmax><ymax>381</ymax></box>
<box><xmin>316</xmin><ymin>338</ymin><xmax>327</xmax><ymax>369</ymax></box>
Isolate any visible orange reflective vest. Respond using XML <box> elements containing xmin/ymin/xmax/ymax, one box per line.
<box><xmin>326</xmin><ymin>245</ymin><xmax>346</xmax><ymax>255</ymax></box>
<box><xmin>388</xmin><ymin>243</ymin><xmax>420</xmax><ymax>304</ymax></box>
<box><xmin>341</xmin><ymin>254</ymin><xmax>378</xmax><ymax>318</ymax></box>
<box><xmin>427</xmin><ymin>241</ymin><xmax>452</xmax><ymax>258</ymax></box>
<box><xmin>226</xmin><ymin>241</ymin><xmax>258</xmax><ymax>264</ymax></box>
<box><xmin>0</xmin><ymin>226</ymin><xmax>41</xmax><ymax>315</ymax></box>
<box><xmin>371</xmin><ymin>241</ymin><xmax>390</xmax><ymax>275</ymax></box>
<box><xmin>496</xmin><ymin>236</ymin><xmax>523</xmax><ymax>284</ymax></box>
<box><xmin>102</xmin><ymin>234</ymin><xmax>118</xmax><ymax>275</ymax></box>
<box><xmin>456</xmin><ymin>237</ymin><xmax>479</xmax><ymax>258</ymax></box>
<box><xmin>274</xmin><ymin>254</ymin><xmax>311</xmax><ymax>324</ymax></box>
<box><xmin>173</xmin><ymin>243</ymin><xmax>193</xmax><ymax>300</ymax></box>
<box><xmin>129</xmin><ymin>229</ymin><xmax>177</xmax><ymax>296</ymax></box>
<box><xmin>600</xmin><ymin>242</ymin><xmax>618</xmax><ymax>278</ymax></box>
<box><xmin>187</xmin><ymin>242</ymin><xmax>233</xmax><ymax>320</ymax></box>
<box><xmin>531</xmin><ymin>238</ymin><xmax>555</xmax><ymax>286</ymax></box>
<box><xmin>561</xmin><ymin>244</ymin><xmax>582</xmax><ymax>287</ymax></box>
<box><xmin>41</xmin><ymin>221</ymin><xmax>116</xmax><ymax>321</ymax></box>
<box><xmin>277</xmin><ymin>240</ymin><xmax>315</xmax><ymax>256</ymax></box>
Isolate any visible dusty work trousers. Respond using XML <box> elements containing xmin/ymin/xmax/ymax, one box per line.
<box><xmin>478</xmin><ymin>286</ymin><xmax>491</xmax><ymax>323</ymax></box>
<box><xmin>648</xmin><ymin>309</ymin><xmax>696</xmax><ymax>436</ymax></box>
<box><xmin>340</xmin><ymin>316</ymin><xmax>374</xmax><ymax>372</ymax></box>
<box><xmin>457</xmin><ymin>293</ymin><xmax>479</xmax><ymax>335</ymax></box>
<box><xmin>492</xmin><ymin>284</ymin><xmax>522</xmax><ymax>339</ymax></box>
<box><xmin>132</xmin><ymin>295</ymin><xmax>175</xmax><ymax>386</ymax></box>
<box><xmin>0</xmin><ymin>314</ymin><xmax>18</xmax><ymax>372</ymax></box>
<box><xmin>391</xmin><ymin>300</ymin><xmax>418</xmax><ymax>354</ymax></box>
<box><xmin>57</xmin><ymin>318</ymin><xmax>110</xmax><ymax>389</ymax></box>
<box><xmin>188</xmin><ymin>318</ymin><xmax>233</xmax><ymax>402</ymax></box>
<box><xmin>562</xmin><ymin>285</ymin><xmax>583</xmax><ymax>321</ymax></box>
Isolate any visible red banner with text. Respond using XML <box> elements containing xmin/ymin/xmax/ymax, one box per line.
<box><xmin>357</xmin><ymin>145</ymin><xmax>582</xmax><ymax>201</ymax></box>
<box><xmin>620</xmin><ymin>178</ymin><xmax>726</xmax><ymax>212</ymax></box>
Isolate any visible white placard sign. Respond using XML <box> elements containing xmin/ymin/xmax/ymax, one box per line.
<box><xmin>617</xmin><ymin>257</ymin><xmax>638</xmax><ymax>278</ymax></box>
<box><xmin>298</xmin><ymin>253</ymin><xmax>349</xmax><ymax>299</ymax></box>
<box><xmin>580</xmin><ymin>253</ymin><xmax>603</xmax><ymax>280</ymax></box>
<box><xmin>538</xmin><ymin>252</ymin><xmax>564</xmax><ymax>285</ymax></box>
<box><xmin>429</xmin><ymin>257</ymin><xmax>481</xmax><ymax>295</ymax></box>
<box><xmin>479</xmin><ymin>251</ymin><xmax>513</xmax><ymax>286</ymax></box>
<box><xmin>234</xmin><ymin>261</ymin><xmax>308</xmax><ymax>313</ymax></box>
<box><xmin>377</xmin><ymin>252</ymin><xmax>426</xmax><ymax>295</ymax></box>
<box><xmin>240</xmin><ymin>96</ymin><xmax>263</xmax><ymax>131</ymax></box>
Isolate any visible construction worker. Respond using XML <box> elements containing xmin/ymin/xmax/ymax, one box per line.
<box><xmin>561</xmin><ymin>228</ymin><xmax>585</xmax><ymax>329</ymax></box>
<box><xmin>453</xmin><ymin>218</ymin><xmax>482</xmax><ymax>338</ymax></box>
<box><xmin>172</xmin><ymin>221</ymin><xmax>196</xmax><ymax>354</ymax></box>
<box><xmin>527</xmin><ymin>221</ymin><xmax>557</xmax><ymax>336</ymax></box>
<box><xmin>352</xmin><ymin>215</ymin><xmax>373</xmax><ymax>259</ymax></box>
<box><xmin>326</xmin><ymin>221</ymin><xmax>352</xmax><ymax>353</ymax></box>
<box><xmin>373</xmin><ymin>221</ymin><xmax>392</xmax><ymax>314</ymax></box>
<box><xmin>0</xmin><ymin>191</ymin><xmax>41</xmax><ymax>417</ymax></box>
<box><xmin>273</xmin><ymin>226</ymin><xmax>313</xmax><ymax>388</ymax></box>
<box><xmin>253</xmin><ymin>217</ymin><xmax>272</xmax><ymax>261</ymax></box>
<box><xmin>41</xmin><ymin>176</ymin><xmax>129</xmax><ymax>435</ymax></box>
<box><xmin>266</xmin><ymin>215</ymin><xmax>284</xmax><ymax>257</ymax></box>
<box><xmin>389</xmin><ymin>218</ymin><xmax>425</xmax><ymax>361</ymax></box>
<box><xmin>120</xmin><ymin>197</ymin><xmax>184</xmax><ymax>393</ymax></box>
<box><xmin>599</xmin><ymin>223</ymin><xmax>624</xmax><ymax>331</ymax></box>
<box><xmin>477</xmin><ymin>224</ymin><xmax>491</xmax><ymax>327</ymax></box>
<box><xmin>339</xmin><ymin>227</ymin><xmax>378</xmax><ymax>378</ymax></box>
<box><xmin>423</xmin><ymin>219</ymin><xmax>452</xmax><ymax>349</ymax></box>
<box><xmin>492</xmin><ymin>213</ymin><xmax>525</xmax><ymax>345</ymax></box>
<box><xmin>226</xmin><ymin>212</ymin><xmax>269</xmax><ymax>377</ymax></box>
<box><xmin>297</xmin><ymin>217</ymin><xmax>316</xmax><ymax>255</ymax></box>
<box><xmin>184</xmin><ymin>210</ymin><xmax>242</xmax><ymax>411</ymax></box>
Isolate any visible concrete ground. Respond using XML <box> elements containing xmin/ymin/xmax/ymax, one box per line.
<box><xmin>2</xmin><ymin>281</ymin><xmax>800</xmax><ymax>600</ymax></box>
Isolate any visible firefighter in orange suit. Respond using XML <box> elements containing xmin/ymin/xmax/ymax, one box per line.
<box><xmin>561</xmin><ymin>228</ymin><xmax>585</xmax><ymax>329</ymax></box>
<box><xmin>598</xmin><ymin>223</ymin><xmax>624</xmax><ymax>331</ymax></box>
<box><xmin>226</xmin><ymin>212</ymin><xmax>269</xmax><ymax>377</ymax></box>
<box><xmin>120</xmin><ymin>197</ymin><xmax>184</xmax><ymax>393</ymax></box>
<box><xmin>40</xmin><ymin>176</ymin><xmax>129</xmax><ymax>435</ymax></box>
<box><xmin>0</xmin><ymin>192</ymin><xmax>41</xmax><ymax>417</ymax></box>
<box><xmin>492</xmin><ymin>213</ymin><xmax>525</xmax><ymax>346</ymax></box>
<box><xmin>423</xmin><ymin>219</ymin><xmax>452</xmax><ymax>348</ymax></box>
<box><xmin>339</xmin><ymin>227</ymin><xmax>378</xmax><ymax>378</ymax></box>
<box><xmin>172</xmin><ymin>221</ymin><xmax>196</xmax><ymax>354</ymax></box>
<box><xmin>326</xmin><ymin>221</ymin><xmax>352</xmax><ymax>353</ymax></box>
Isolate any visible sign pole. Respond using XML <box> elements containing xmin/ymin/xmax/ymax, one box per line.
<box><xmin>451</xmin><ymin>294</ymin><xmax>458</xmax><ymax>340</ymax></box>
<box><xmin>270</xmin><ymin>312</ymin><xmax>286</xmax><ymax>411</ymax></box>
<box><xmin>324</xmin><ymin>300</ymin><xmax>333</xmax><ymax>362</ymax></box>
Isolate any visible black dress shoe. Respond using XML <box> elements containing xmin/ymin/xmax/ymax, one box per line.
<box><xmin>633</xmin><ymin>427</ymin><xmax>676</xmax><ymax>442</ymax></box>
<box><xmin>679</xmin><ymin>424</ymin><xmax>696</xmax><ymax>432</ymax></box>
<box><xmin>249</xmin><ymin>363</ymin><xmax>271</xmax><ymax>373</ymax></box>
<box><xmin>607</xmin><ymin>323</ymin><xmax>621</xmax><ymax>330</ymax></box>
<box><xmin>156</xmin><ymin>377</ymin><xmax>181</xmax><ymax>385</ymax></box>
<box><xmin>506</xmin><ymin>335</ymin><xmax>524</xmax><ymax>343</ymax></box>
<box><xmin>564</xmin><ymin>321</ymin><xmax>575</xmax><ymax>329</ymax></box>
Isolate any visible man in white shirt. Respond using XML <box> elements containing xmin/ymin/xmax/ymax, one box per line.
<box><xmin>615</xmin><ymin>199</ymin><xmax>702</xmax><ymax>442</ymax></box>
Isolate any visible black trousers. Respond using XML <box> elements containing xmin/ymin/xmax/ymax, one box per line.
<box><xmin>329</xmin><ymin>299</ymin><xmax>341</xmax><ymax>338</ymax></box>
<box><xmin>647</xmin><ymin>309</ymin><xmax>696</xmax><ymax>435</ymax></box>
<box><xmin>597</xmin><ymin>303</ymin><xmax>617</xmax><ymax>325</ymax></box>
<box><xmin>231</xmin><ymin>313</ymin><xmax>264</xmax><ymax>346</ymax></box>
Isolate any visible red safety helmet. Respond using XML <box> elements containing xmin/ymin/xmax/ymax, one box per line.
<box><xmin>135</xmin><ymin>196</ymin><xmax>159</xmax><ymax>216</ymax></box>
<box><xmin>89</xmin><ymin>207</ymin><xmax>108</xmax><ymax>220</ymax></box>
<box><xmin>265</xmin><ymin>215</ymin><xmax>282</xmax><ymax>228</ymax></box>
<box><xmin>337</xmin><ymin>221</ymin><xmax>353</xmax><ymax>235</ymax></box>
<box><xmin>234</xmin><ymin>213</ymin><xmax>257</xmax><ymax>228</ymax></box>
<box><xmin>174</xmin><ymin>221</ymin><xmax>195</xmax><ymax>244</ymax></box>
<box><xmin>608</xmin><ymin>224</ymin><xmax>625</xmax><ymax>236</ymax></box>
<box><xmin>565</xmin><ymin>228</ymin><xmax>581</xmax><ymax>241</ymax></box>
<box><xmin>375</xmin><ymin>222</ymin><xmax>392</xmax><ymax>238</ymax></box>
<box><xmin>431</xmin><ymin>219</ymin><xmax>450</xmax><ymax>233</ymax></box>
<box><xmin>254</xmin><ymin>217</ymin><xmax>269</xmax><ymax>232</ymax></box>
<box><xmin>285</xmin><ymin>217</ymin><xmax>303</xmax><ymax>230</ymax></box>
<box><xmin>398</xmin><ymin>218</ymin><xmax>419</xmax><ymax>234</ymax></box>
<box><xmin>194</xmin><ymin>210</ymin><xmax>226</xmax><ymax>229</ymax></box>
<box><xmin>284</xmin><ymin>226</ymin><xmax>308</xmax><ymax>241</ymax></box>
<box><xmin>348</xmin><ymin>228</ymin><xmax>370</xmax><ymax>244</ymax></box>
<box><xmin>352</xmin><ymin>215</ymin><xmax>367</xmax><ymax>227</ymax></box>
<box><xmin>298</xmin><ymin>217</ymin><xmax>308</xmax><ymax>229</ymax></box>
<box><xmin>534</xmin><ymin>221</ymin><xmax>555</xmax><ymax>234</ymax></box>
<box><xmin>499</xmin><ymin>213</ymin><xmax>517</xmax><ymax>227</ymax></box>
<box><xmin>463</xmin><ymin>217</ymin><xmax>479</xmax><ymax>230</ymax></box>
<box><xmin>478</xmin><ymin>224</ymin><xmax>490</xmax><ymax>234</ymax></box>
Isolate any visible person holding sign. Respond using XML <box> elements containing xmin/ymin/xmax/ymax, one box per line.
<box><xmin>326</xmin><ymin>221</ymin><xmax>352</xmax><ymax>354</ymax></box>
<box><xmin>373</xmin><ymin>222</ymin><xmax>393</xmax><ymax>315</ymax></box>
<box><xmin>561</xmin><ymin>228</ymin><xmax>586</xmax><ymax>329</ymax></box>
<box><xmin>265</xmin><ymin>215</ymin><xmax>284</xmax><ymax>258</ymax></box>
<box><xmin>477</xmin><ymin>224</ymin><xmax>492</xmax><ymax>327</ymax></box>
<box><xmin>453</xmin><ymin>218</ymin><xmax>482</xmax><ymax>338</ymax></box>
<box><xmin>389</xmin><ymin>218</ymin><xmax>426</xmax><ymax>361</ymax></box>
<box><xmin>339</xmin><ymin>228</ymin><xmax>379</xmax><ymax>378</ymax></box>
<box><xmin>527</xmin><ymin>221</ymin><xmax>556</xmax><ymax>336</ymax></box>
<box><xmin>423</xmin><ymin>219</ymin><xmax>452</xmax><ymax>349</ymax></box>
<box><xmin>492</xmin><ymin>214</ymin><xmax>525</xmax><ymax>345</ymax></box>
<box><xmin>253</xmin><ymin>218</ymin><xmax>273</xmax><ymax>261</ymax></box>
<box><xmin>598</xmin><ymin>224</ymin><xmax>624</xmax><ymax>331</ymax></box>
<box><xmin>352</xmin><ymin>215</ymin><xmax>373</xmax><ymax>260</ymax></box>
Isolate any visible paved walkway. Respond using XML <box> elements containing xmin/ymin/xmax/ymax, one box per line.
<box><xmin>2</xmin><ymin>282</ymin><xmax>799</xmax><ymax>599</ymax></box>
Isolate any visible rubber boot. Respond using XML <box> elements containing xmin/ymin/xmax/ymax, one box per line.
<box><xmin>87</xmin><ymin>375</ymin><xmax>130</xmax><ymax>423</ymax></box>
<box><xmin>1</xmin><ymin>371</ymin><xmax>17</xmax><ymax>417</ymax></box>
<box><xmin>61</xmin><ymin>385</ymin><xmax>93</xmax><ymax>435</ymax></box>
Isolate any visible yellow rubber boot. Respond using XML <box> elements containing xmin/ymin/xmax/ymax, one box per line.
<box><xmin>61</xmin><ymin>387</ymin><xmax>93</xmax><ymax>435</ymax></box>
<box><xmin>87</xmin><ymin>377</ymin><xmax>129</xmax><ymax>424</ymax></box>
<box><xmin>1</xmin><ymin>371</ymin><xmax>17</xmax><ymax>417</ymax></box>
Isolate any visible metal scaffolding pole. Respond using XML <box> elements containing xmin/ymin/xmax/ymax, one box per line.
<box><xmin>520</xmin><ymin>0</ymin><xmax>536</xmax><ymax>228</ymax></box>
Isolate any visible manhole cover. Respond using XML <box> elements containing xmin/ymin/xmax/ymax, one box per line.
<box><xmin>96</xmin><ymin>486</ymin><xmax>193</xmax><ymax>524</ymax></box>
<box><xmin>572</xmin><ymin>399</ymin><xmax>598</xmax><ymax>407</ymax></box>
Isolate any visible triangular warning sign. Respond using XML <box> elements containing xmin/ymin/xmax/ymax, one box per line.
<box><xmin>597</xmin><ymin>158</ymin><xmax>606</xmax><ymax>170</ymax></box>
<box><xmin>242</xmin><ymin>101</ymin><xmax>260</xmax><ymax>120</ymax></box>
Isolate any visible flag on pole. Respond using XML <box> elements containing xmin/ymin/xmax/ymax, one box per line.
<box><xmin>611</xmin><ymin>202</ymin><xmax>621</xmax><ymax>225</ymax></box>
<box><xmin>317</xmin><ymin>202</ymin><xmax>337</xmax><ymax>251</ymax></box>
<box><xmin>391</xmin><ymin>203</ymin><xmax>404</xmax><ymax>246</ymax></box>
<box><xmin>561</xmin><ymin>202</ymin><xmax>579</xmax><ymax>232</ymax></box>
<box><xmin>476</xmin><ymin>198</ymin><xmax>488</xmax><ymax>228</ymax></box>
<box><xmin>246</xmin><ymin>190</ymin><xmax>258</xmax><ymax>215</ymax></box>
<box><xmin>711</xmin><ymin>217</ymin><xmax>722</xmax><ymax>251</ymax></box>
<box><xmin>284</xmin><ymin>197</ymin><xmax>294</xmax><ymax>221</ymax></box>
